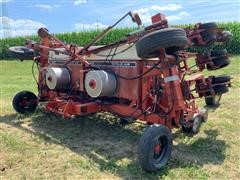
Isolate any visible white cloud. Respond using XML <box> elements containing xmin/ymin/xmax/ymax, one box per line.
<box><xmin>0</xmin><ymin>16</ymin><xmax>46</xmax><ymax>38</ymax></box>
<box><xmin>74</xmin><ymin>0</ymin><xmax>87</xmax><ymax>5</ymax></box>
<box><xmin>134</xmin><ymin>8</ymin><xmax>151</xmax><ymax>24</ymax></box>
<box><xmin>138</xmin><ymin>13</ymin><xmax>152</xmax><ymax>24</ymax></box>
<box><xmin>167</xmin><ymin>11</ymin><xmax>190</xmax><ymax>21</ymax></box>
<box><xmin>136</xmin><ymin>8</ymin><xmax>149</xmax><ymax>14</ymax></box>
<box><xmin>35</xmin><ymin>4</ymin><xmax>60</xmax><ymax>11</ymax></box>
<box><xmin>74</xmin><ymin>22</ymin><xmax>108</xmax><ymax>31</ymax></box>
<box><xmin>178</xmin><ymin>12</ymin><xmax>190</xmax><ymax>17</ymax></box>
<box><xmin>135</xmin><ymin>4</ymin><xmax>182</xmax><ymax>15</ymax></box>
<box><xmin>150</xmin><ymin>4</ymin><xmax>182</xmax><ymax>11</ymax></box>
<box><xmin>134</xmin><ymin>4</ymin><xmax>189</xmax><ymax>24</ymax></box>
<box><xmin>0</xmin><ymin>0</ymin><xmax>12</xmax><ymax>3</ymax></box>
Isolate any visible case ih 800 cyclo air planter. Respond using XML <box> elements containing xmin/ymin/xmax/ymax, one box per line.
<box><xmin>9</xmin><ymin>12</ymin><xmax>232</xmax><ymax>171</ymax></box>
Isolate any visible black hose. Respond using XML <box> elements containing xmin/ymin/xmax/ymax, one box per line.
<box><xmin>32</xmin><ymin>60</ymin><xmax>40</xmax><ymax>90</ymax></box>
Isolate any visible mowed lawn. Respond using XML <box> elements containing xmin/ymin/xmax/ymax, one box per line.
<box><xmin>0</xmin><ymin>56</ymin><xmax>239</xmax><ymax>179</ymax></box>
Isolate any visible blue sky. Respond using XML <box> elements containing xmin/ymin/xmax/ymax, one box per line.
<box><xmin>0</xmin><ymin>0</ymin><xmax>239</xmax><ymax>38</ymax></box>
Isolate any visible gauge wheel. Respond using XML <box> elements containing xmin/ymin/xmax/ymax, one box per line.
<box><xmin>182</xmin><ymin>115</ymin><xmax>203</xmax><ymax>134</ymax></box>
<box><xmin>212</xmin><ymin>57</ymin><xmax>230</xmax><ymax>69</ymax></box>
<box><xmin>192</xmin><ymin>116</ymin><xmax>203</xmax><ymax>134</ymax></box>
<box><xmin>12</xmin><ymin>91</ymin><xmax>38</xmax><ymax>114</ymax></box>
<box><xmin>199</xmin><ymin>22</ymin><xmax>218</xmax><ymax>45</ymax></box>
<box><xmin>211</xmin><ymin>49</ymin><xmax>227</xmax><ymax>57</ymax></box>
<box><xmin>138</xmin><ymin>124</ymin><xmax>172</xmax><ymax>172</ymax></box>
<box><xmin>201</xmin><ymin>32</ymin><xmax>217</xmax><ymax>44</ymax></box>
<box><xmin>212</xmin><ymin>75</ymin><xmax>231</xmax><ymax>84</ymax></box>
<box><xmin>207</xmin><ymin>57</ymin><xmax>230</xmax><ymax>70</ymax></box>
<box><xmin>213</xmin><ymin>85</ymin><xmax>229</xmax><ymax>94</ymax></box>
<box><xmin>205</xmin><ymin>94</ymin><xmax>222</xmax><ymax>106</ymax></box>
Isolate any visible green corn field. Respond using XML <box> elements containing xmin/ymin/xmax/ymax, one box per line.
<box><xmin>1</xmin><ymin>22</ymin><xmax>239</xmax><ymax>59</ymax></box>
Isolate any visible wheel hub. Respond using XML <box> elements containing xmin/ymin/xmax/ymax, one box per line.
<box><xmin>154</xmin><ymin>144</ymin><xmax>161</xmax><ymax>154</ymax></box>
<box><xmin>20</xmin><ymin>99</ymin><xmax>28</xmax><ymax>106</ymax></box>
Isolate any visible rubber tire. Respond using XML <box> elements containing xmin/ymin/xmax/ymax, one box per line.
<box><xmin>192</xmin><ymin>116</ymin><xmax>203</xmax><ymax>134</ymax></box>
<box><xmin>182</xmin><ymin>115</ymin><xmax>203</xmax><ymax>134</ymax></box>
<box><xmin>135</xmin><ymin>28</ymin><xmax>188</xmax><ymax>59</ymax></box>
<box><xmin>212</xmin><ymin>75</ymin><xmax>230</xmax><ymax>84</ymax></box>
<box><xmin>138</xmin><ymin>124</ymin><xmax>172</xmax><ymax>172</ymax></box>
<box><xmin>8</xmin><ymin>46</ymin><xmax>35</xmax><ymax>60</ymax></box>
<box><xmin>165</xmin><ymin>46</ymin><xmax>180</xmax><ymax>54</ymax></box>
<box><xmin>199</xmin><ymin>22</ymin><xmax>218</xmax><ymax>29</ymax></box>
<box><xmin>182</xmin><ymin>116</ymin><xmax>203</xmax><ymax>134</ymax></box>
<box><xmin>12</xmin><ymin>91</ymin><xmax>38</xmax><ymax>114</ymax></box>
<box><xmin>207</xmin><ymin>57</ymin><xmax>230</xmax><ymax>70</ymax></box>
<box><xmin>212</xmin><ymin>57</ymin><xmax>230</xmax><ymax>68</ymax></box>
<box><xmin>213</xmin><ymin>85</ymin><xmax>229</xmax><ymax>94</ymax></box>
<box><xmin>221</xmin><ymin>31</ymin><xmax>232</xmax><ymax>42</ymax></box>
<box><xmin>205</xmin><ymin>94</ymin><xmax>221</xmax><ymax>106</ymax></box>
<box><xmin>201</xmin><ymin>32</ymin><xmax>217</xmax><ymax>44</ymax></box>
<box><xmin>211</xmin><ymin>49</ymin><xmax>227</xmax><ymax>57</ymax></box>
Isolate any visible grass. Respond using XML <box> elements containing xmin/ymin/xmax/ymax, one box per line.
<box><xmin>0</xmin><ymin>56</ymin><xmax>240</xmax><ymax>179</ymax></box>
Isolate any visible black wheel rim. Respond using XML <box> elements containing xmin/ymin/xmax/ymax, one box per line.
<box><xmin>19</xmin><ymin>97</ymin><xmax>28</xmax><ymax>108</ymax></box>
<box><xmin>153</xmin><ymin>135</ymin><xmax>168</xmax><ymax>166</ymax></box>
<box><xmin>19</xmin><ymin>96</ymin><xmax>31</xmax><ymax>109</ymax></box>
<box><xmin>19</xmin><ymin>96</ymin><xmax>37</xmax><ymax>110</ymax></box>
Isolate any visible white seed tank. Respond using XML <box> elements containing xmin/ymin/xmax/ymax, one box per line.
<box><xmin>45</xmin><ymin>67</ymin><xmax>71</xmax><ymax>90</ymax></box>
<box><xmin>85</xmin><ymin>70</ymin><xmax>117</xmax><ymax>98</ymax></box>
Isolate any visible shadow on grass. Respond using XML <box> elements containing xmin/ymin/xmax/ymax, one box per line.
<box><xmin>0</xmin><ymin>110</ymin><xmax>227</xmax><ymax>179</ymax></box>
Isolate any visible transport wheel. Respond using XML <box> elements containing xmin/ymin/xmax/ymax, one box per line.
<box><xmin>135</xmin><ymin>28</ymin><xmax>188</xmax><ymax>59</ymax></box>
<box><xmin>138</xmin><ymin>124</ymin><xmax>172</xmax><ymax>172</ymax></box>
<box><xmin>182</xmin><ymin>115</ymin><xmax>203</xmax><ymax>134</ymax></box>
<box><xmin>12</xmin><ymin>91</ymin><xmax>38</xmax><ymax>114</ymax></box>
<box><xmin>211</xmin><ymin>49</ymin><xmax>227</xmax><ymax>57</ymax></box>
<box><xmin>8</xmin><ymin>46</ymin><xmax>35</xmax><ymax>60</ymax></box>
<box><xmin>205</xmin><ymin>94</ymin><xmax>222</xmax><ymax>106</ymax></box>
<box><xmin>165</xmin><ymin>46</ymin><xmax>180</xmax><ymax>54</ymax></box>
<box><xmin>212</xmin><ymin>75</ymin><xmax>231</xmax><ymax>84</ymax></box>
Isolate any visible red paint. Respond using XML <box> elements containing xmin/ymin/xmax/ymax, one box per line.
<box><xmin>89</xmin><ymin>79</ymin><xmax>96</xmax><ymax>89</ymax></box>
<box><xmin>154</xmin><ymin>144</ymin><xmax>161</xmax><ymax>154</ymax></box>
<box><xmin>22</xmin><ymin>12</ymin><xmax>230</xmax><ymax>130</ymax></box>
